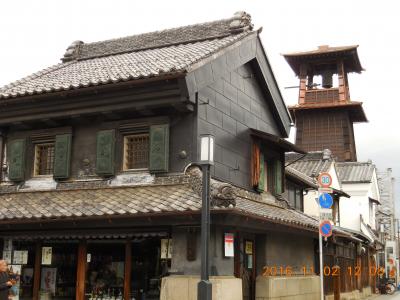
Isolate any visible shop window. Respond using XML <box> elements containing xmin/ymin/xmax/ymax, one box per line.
<box><xmin>34</xmin><ymin>143</ymin><xmax>55</xmax><ymax>176</ymax></box>
<box><xmin>123</xmin><ymin>134</ymin><xmax>149</xmax><ymax>170</ymax></box>
<box><xmin>6</xmin><ymin>241</ymin><xmax>37</xmax><ymax>300</ymax></box>
<box><xmin>86</xmin><ymin>243</ymin><xmax>125</xmax><ymax>299</ymax></box>
<box><xmin>40</xmin><ymin>242</ymin><xmax>78</xmax><ymax>299</ymax></box>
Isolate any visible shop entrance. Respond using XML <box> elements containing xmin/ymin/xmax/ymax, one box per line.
<box><xmin>40</xmin><ymin>242</ymin><xmax>78</xmax><ymax>300</ymax></box>
<box><xmin>235</xmin><ymin>234</ymin><xmax>256</xmax><ymax>300</ymax></box>
<box><xmin>131</xmin><ymin>238</ymin><xmax>169</xmax><ymax>300</ymax></box>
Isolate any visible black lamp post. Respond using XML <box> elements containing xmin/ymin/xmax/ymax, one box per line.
<box><xmin>198</xmin><ymin>134</ymin><xmax>214</xmax><ymax>300</ymax></box>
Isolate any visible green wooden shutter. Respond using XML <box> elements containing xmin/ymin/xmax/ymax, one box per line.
<box><xmin>54</xmin><ymin>134</ymin><xmax>72</xmax><ymax>179</ymax></box>
<box><xmin>257</xmin><ymin>152</ymin><xmax>265</xmax><ymax>192</ymax></box>
<box><xmin>149</xmin><ymin>124</ymin><xmax>169</xmax><ymax>172</ymax></box>
<box><xmin>96</xmin><ymin>129</ymin><xmax>115</xmax><ymax>176</ymax></box>
<box><xmin>8</xmin><ymin>139</ymin><xmax>26</xmax><ymax>181</ymax></box>
<box><xmin>274</xmin><ymin>159</ymin><xmax>283</xmax><ymax>194</ymax></box>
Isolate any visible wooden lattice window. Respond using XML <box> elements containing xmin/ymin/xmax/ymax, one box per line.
<box><xmin>123</xmin><ymin>134</ymin><xmax>149</xmax><ymax>170</ymax></box>
<box><xmin>34</xmin><ymin>143</ymin><xmax>55</xmax><ymax>176</ymax></box>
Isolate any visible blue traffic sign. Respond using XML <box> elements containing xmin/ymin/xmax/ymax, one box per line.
<box><xmin>319</xmin><ymin>193</ymin><xmax>333</xmax><ymax>209</ymax></box>
<box><xmin>319</xmin><ymin>221</ymin><xmax>332</xmax><ymax>237</ymax></box>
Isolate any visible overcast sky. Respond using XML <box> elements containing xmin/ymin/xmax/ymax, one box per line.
<box><xmin>1</xmin><ymin>0</ymin><xmax>399</xmax><ymax>215</ymax></box>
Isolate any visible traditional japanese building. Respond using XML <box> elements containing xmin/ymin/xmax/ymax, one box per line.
<box><xmin>0</xmin><ymin>12</ymin><xmax>329</xmax><ymax>300</ymax></box>
<box><xmin>283</xmin><ymin>45</ymin><xmax>368</xmax><ymax>162</ymax></box>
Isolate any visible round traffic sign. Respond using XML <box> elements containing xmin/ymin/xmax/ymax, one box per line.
<box><xmin>319</xmin><ymin>220</ymin><xmax>333</xmax><ymax>237</ymax></box>
<box><xmin>318</xmin><ymin>172</ymin><xmax>332</xmax><ymax>188</ymax></box>
<box><xmin>319</xmin><ymin>193</ymin><xmax>333</xmax><ymax>209</ymax></box>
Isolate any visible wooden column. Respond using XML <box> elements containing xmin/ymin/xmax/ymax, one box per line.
<box><xmin>124</xmin><ymin>240</ymin><xmax>132</xmax><ymax>300</ymax></box>
<box><xmin>32</xmin><ymin>242</ymin><xmax>42</xmax><ymax>300</ymax></box>
<box><xmin>76</xmin><ymin>241</ymin><xmax>87</xmax><ymax>300</ymax></box>
<box><xmin>333</xmin><ymin>265</ymin><xmax>340</xmax><ymax>300</ymax></box>
<box><xmin>298</xmin><ymin>64</ymin><xmax>307</xmax><ymax>104</ymax></box>
<box><xmin>337</xmin><ymin>60</ymin><xmax>347</xmax><ymax>102</ymax></box>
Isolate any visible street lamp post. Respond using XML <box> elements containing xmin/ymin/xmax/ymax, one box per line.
<box><xmin>198</xmin><ymin>134</ymin><xmax>214</xmax><ymax>300</ymax></box>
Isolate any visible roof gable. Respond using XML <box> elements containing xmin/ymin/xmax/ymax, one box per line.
<box><xmin>0</xmin><ymin>12</ymin><xmax>253</xmax><ymax>100</ymax></box>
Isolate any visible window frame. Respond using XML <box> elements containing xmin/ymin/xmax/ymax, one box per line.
<box><xmin>122</xmin><ymin>133</ymin><xmax>150</xmax><ymax>172</ymax></box>
<box><xmin>33</xmin><ymin>142</ymin><xmax>56</xmax><ymax>177</ymax></box>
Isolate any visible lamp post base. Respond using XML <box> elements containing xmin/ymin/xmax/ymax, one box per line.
<box><xmin>198</xmin><ymin>280</ymin><xmax>212</xmax><ymax>300</ymax></box>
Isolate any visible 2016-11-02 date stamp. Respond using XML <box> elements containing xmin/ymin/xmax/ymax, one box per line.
<box><xmin>262</xmin><ymin>265</ymin><xmax>394</xmax><ymax>277</ymax></box>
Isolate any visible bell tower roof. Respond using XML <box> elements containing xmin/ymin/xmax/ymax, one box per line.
<box><xmin>283</xmin><ymin>45</ymin><xmax>364</xmax><ymax>76</ymax></box>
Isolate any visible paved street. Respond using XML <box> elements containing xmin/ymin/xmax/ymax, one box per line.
<box><xmin>367</xmin><ymin>292</ymin><xmax>400</xmax><ymax>299</ymax></box>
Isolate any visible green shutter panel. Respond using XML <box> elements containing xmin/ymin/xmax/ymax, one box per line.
<box><xmin>54</xmin><ymin>134</ymin><xmax>72</xmax><ymax>179</ymax></box>
<box><xmin>275</xmin><ymin>159</ymin><xmax>283</xmax><ymax>194</ymax></box>
<box><xmin>8</xmin><ymin>139</ymin><xmax>26</xmax><ymax>181</ymax></box>
<box><xmin>257</xmin><ymin>152</ymin><xmax>265</xmax><ymax>192</ymax></box>
<box><xmin>149</xmin><ymin>124</ymin><xmax>169</xmax><ymax>173</ymax></box>
<box><xmin>96</xmin><ymin>130</ymin><xmax>115</xmax><ymax>176</ymax></box>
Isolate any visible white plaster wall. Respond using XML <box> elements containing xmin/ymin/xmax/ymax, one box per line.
<box><xmin>339</xmin><ymin>183</ymin><xmax>370</xmax><ymax>231</ymax></box>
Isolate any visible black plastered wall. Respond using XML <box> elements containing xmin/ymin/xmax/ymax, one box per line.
<box><xmin>197</xmin><ymin>62</ymin><xmax>280</xmax><ymax>190</ymax></box>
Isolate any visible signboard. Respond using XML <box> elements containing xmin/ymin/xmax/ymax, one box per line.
<box><xmin>319</xmin><ymin>193</ymin><xmax>333</xmax><ymax>209</ymax></box>
<box><xmin>2</xmin><ymin>251</ymin><xmax>12</xmax><ymax>264</ymax></box>
<box><xmin>318</xmin><ymin>187</ymin><xmax>333</xmax><ymax>194</ymax></box>
<box><xmin>319</xmin><ymin>220</ymin><xmax>333</xmax><ymax>237</ymax></box>
<box><xmin>224</xmin><ymin>233</ymin><xmax>234</xmax><ymax>257</ymax></box>
<box><xmin>40</xmin><ymin>267</ymin><xmax>57</xmax><ymax>295</ymax></box>
<box><xmin>41</xmin><ymin>247</ymin><xmax>52</xmax><ymax>265</ymax></box>
<box><xmin>13</xmin><ymin>251</ymin><xmax>28</xmax><ymax>265</ymax></box>
<box><xmin>318</xmin><ymin>172</ymin><xmax>332</xmax><ymax>188</ymax></box>
<box><xmin>245</xmin><ymin>241</ymin><xmax>253</xmax><ymax>254</ymax></box>
<box><xmin>320</xmin><ymin>208</ymin><xmax>333</xmax><ymax>221</ymax></box>
<box><xmin>160</xmin><ymin>239</ymin><xmax>172</xmax><ymax>259</ymax></box>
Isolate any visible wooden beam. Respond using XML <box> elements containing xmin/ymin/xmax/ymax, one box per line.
<box><xmin>124</xmin><ymin>240</ymin><xmax>132</xmax><ymax>300</ymax></box>
<box><xmin>76</xmin><ymin>241</ymin><xmax>87</xmax><ymax>300</ymax></box>
<box><xmin>32</xmin><ymin>242</ymin><xmax>42</xmax><ymax>300</ymax></box>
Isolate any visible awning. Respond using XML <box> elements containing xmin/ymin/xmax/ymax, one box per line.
<box><xmin>250</xmin><ymin>128</ymin><xmax>306</xmax><ymax>154</ymax></box>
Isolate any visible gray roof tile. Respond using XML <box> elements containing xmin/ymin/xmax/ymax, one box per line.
<box><xmin>0</xmin><ymin>181</ymin><xmax>318</xmax><ymax>231</ymax></box>
<box><xmin>336</xmin><ymin>161</ymin><xmax>375</xmax><ymax>183</ymax></box>
<box><xmin>0</xmin><ymin>12</ymin><xmax>254</xmax><ymax>100</ymax></box>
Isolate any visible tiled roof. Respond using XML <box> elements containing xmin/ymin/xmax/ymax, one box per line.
<box><xmin>285</xmin><ymin>151</ymin><xmax>332</xmax><ymax>178</ymax></box>
<box><xmin>234</xmin><ymin>196</ymin><xmax>318</xmax><ymax>230</ymax></box>
<box><xmin>336</xmin><ymin>161</ymin><xmax>376</xmax><ymax>183</ymax></box>
<box><xmin>0</xmin><ymin>12</ymin><xmax>254</xmax><ymax>100</ymax></box>
<box><xmin>285</xmin><ymin>166</ymin><xmax>318</xmax><ymax>188</ymax></box>
<box><xmin>283</xmin><ymin>45</ymin><xmax>359</xmax><ymax>57</ymax></box>
<box><xmin>0</xmin><ymin>181</ymin><xmax>318</xmax><ymax>231</ymax></box>
<box><xmin>0</xmin><ymin>184</ymin><xmax>202</xmax><ymax>220</ymax></box>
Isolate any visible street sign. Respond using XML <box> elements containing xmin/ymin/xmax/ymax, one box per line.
<box><xmin>319</xmin><ymin>220</ymin><xmax>333</xmax><ymax>237</ymax></box>
<box><xmin>318</xmin><ymin>193</ymin><xmax>333</xmax><ymax>209</ymax></box>
<box><xmin>318</xmin><ymin>172</ymin><xmax>332</xmax><ymax>188</ymax></box>
<box><xmin>318</xmin><ymin>187</ymin><xmax>333</xmax><ymax>194</ymax></box>
<box><xmin>320</xmin><ymin>208</ymin><xmax>333</xmax><ymax>221</ymax></box>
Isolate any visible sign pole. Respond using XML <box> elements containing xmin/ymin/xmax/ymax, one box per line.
<box><xmin>317</xmin><ymin>172</ymin><xmax>333</xmax><ymax>300</ymax></box>
<box><xmin>319</xmin><ymin>203</ymin><xmax>324</xmax><ymax>300</ymax></box>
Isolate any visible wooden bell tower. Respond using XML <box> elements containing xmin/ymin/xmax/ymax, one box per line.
<box><xmin>283</xmin><ymin>45</ymin><xmax>368</xmax><ymax>161</ymax></box>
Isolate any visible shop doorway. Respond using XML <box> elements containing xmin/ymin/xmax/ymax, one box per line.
<box><xmin>234</xmin><ymin>234</ymin><xmax>256</xmax><ymax>300</ymax></box>
<box><xmin>131</xmin><ymin>238</ymin><xmax>169</xmax><ymax>300</ymax></box>
<box><xmin>86</xmin><ymin>242</ymin><xmax>126</xmax><ymax>299</ymax></box>
<box><xmin>40</xmin><ymin>242</ymin><xmax>78</xmax><ymax>300</ymax></box>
